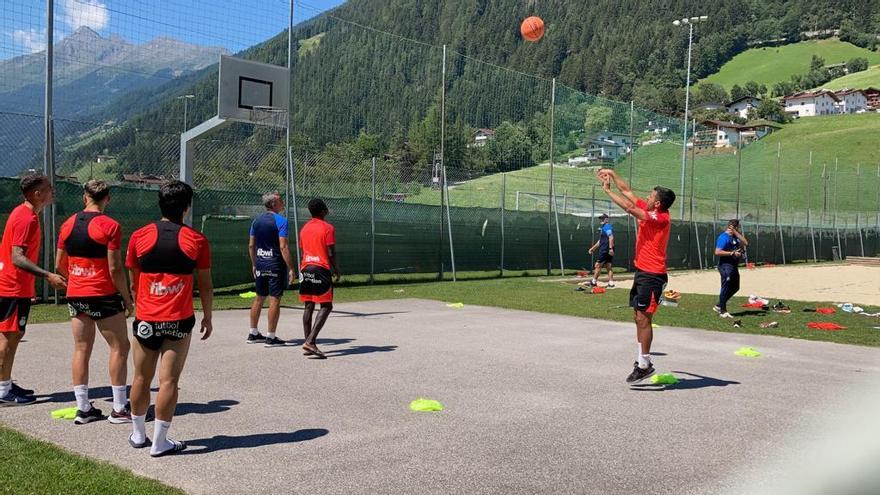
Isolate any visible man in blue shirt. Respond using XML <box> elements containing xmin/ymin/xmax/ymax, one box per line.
<box><xmin>587</xmin><ymin>213</ymin><xmax>615</xmax><ymax>288</ymax></box>
<box><xmin>714</xmin><ymin>219</ymin><xmax>748</xmax><ymax>318</ymax></box>
<box><xmin>247</xmin><ymin>192</ymin><xmax>295</xmax><ymax>347</ymax></box>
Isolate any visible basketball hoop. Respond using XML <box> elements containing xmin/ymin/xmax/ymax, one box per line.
<box><xmin>249</xmin><ymin>105</ymin><xmax>288</xmax><ymax>129</ymax></box>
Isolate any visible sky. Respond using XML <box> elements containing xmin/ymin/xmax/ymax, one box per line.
<box><xmin>1</xmin><ymin>0</ymin><xmax>347</xmax><ymax>59</ymax></box>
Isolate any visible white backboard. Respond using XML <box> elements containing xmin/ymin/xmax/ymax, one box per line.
<box><xmin>218</xmin><ymin>55</ymin><xmax>289</xmax><ymax>126</ymax></box>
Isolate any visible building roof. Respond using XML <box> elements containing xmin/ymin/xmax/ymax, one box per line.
<box><xmin>702</xmin><ymin>120</ymin><xmax>746</xmax><ymax>130</ymax></box>
<box><xmin>741</xmin><ymin>119</ymin><xmax>783</xmax><ymax>129</ymax></box>
<box><xmin>833</xmin><ymin>89</ymin><xmax>866</xmax><ymax>97</ymax></box>
<box><xmin>784</xmin><ymin>90</ymin><xmax>841</xmax><ymax>102</ymax></box>
<box><xmin>122</xmin><ymin>173</ymin><xmax>166</xmax><ymax>185</ymax></box>
<box><xmin>473</xmin><ymin>128</ymin><xmax>495</xmax><ymax>136</ymax></box>
<box><xmin>727</xmin><ymin>96</ymin><xmax>762</xmax><ymax>106</ymax></box>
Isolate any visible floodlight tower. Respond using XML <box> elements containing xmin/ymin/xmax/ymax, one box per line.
<box><xmin>673</xmin><ymin>15</ymin><xmax>708</xmax><ymax>218</ymax></box>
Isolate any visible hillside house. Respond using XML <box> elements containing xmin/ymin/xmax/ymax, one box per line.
<box><xmin>833</xmin><ymin>89</ymin><xmax>868</xmax><ymax>113</ymax></box>
<box><xmin>472</xmin><ymin>128</ymin><xmax>495</xmax><ymax>147</ymax></box>
<box><xmin>594</xmin><ymin>132</ymin><xmax>634</xmax><ymax>152</ymax></box>
<box><xmin>122</xmin><ymin>173</ymin><xmax>166</xmax><ymax>187</ymax></box>
<box><xmin>863</xmin><ymin>87</ymin><xmax>880</xmax><ymax>110</ymax></box>
<box><xmin>695</xmin><ymin>120</ymin><xmax>744</xmax><ymax>148</ymax></box>
<box><xmin>739</xmin><ymin>120</ymin><xmax>782</xmax><ymax>145</ymax></box>
<box><xmin>783</xmin><ymin>90</ymin><xmax>840</xmax><ymax>117</ymax></box>
<box><xmin>585</xmin><ymin>138</ymin><xmax>628</xmax><ymax>163</ymax></box>
<box><xmin>695</xmin><ymin>102</ymin><xmax>725</xmax><ymax>112</ymax></box>
<box><xmin>726</xmin><ymin>96</ymin><xmax>761</xmax><ymax>119</ymax></box>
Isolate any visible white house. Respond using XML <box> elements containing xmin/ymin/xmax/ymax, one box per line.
<box><xmin>595</xmin><ymin>131</ymin><xmax>633</xmax><ymax>151</ymax></box>
<box><xmin>783</xmin><ymin>91</ymin><xmax>840</xmax><ymax>117</ymax></box>
<box><xmin>700</xmin><ymin>120</ymin><xmax>744</xmax><ymax>148</ymax></box>
<box><xmin>832</xmin><ymin>89</ymin><xmax>868</xmax><ymax>113</ymax></box>
<box><xmin>585</xmin><ymin>138</ymin><xmax>628</xmax><ymax>163</ymax></box>
<box><xmin>472</xmin><ymin>128</ymin><xmax>495</xmax><ymax>147</ymax></box>
<box><xmin>726</xmin><ymin>96</ymin><xmax>761</xmax><ymax>119</ymax></box>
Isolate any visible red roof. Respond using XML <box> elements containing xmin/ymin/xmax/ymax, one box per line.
<box><xmin>784</xmin><ymin>90</ymin><xmax>840</xmax><ymax>102</ymax></box>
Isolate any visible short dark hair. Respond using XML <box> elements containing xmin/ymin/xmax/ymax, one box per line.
<box><xmin>84</xmin><ymin>179</ymin><xmax>110</xmax><ymax>202</ymax></box>
<box><xmin>20</xmin><ymin>174</ymin><xmax>49</xmax><ymax>195</ymax></box>
<box><xmin>653</xmin><ymin>186</ymin><xmax>676</xmax><ymax>211</ymax></box>
<box><xmin>158</xmin><ymin>180</ymin><xmax>193</xmax><ymax>222</ymax></box>
<box><xmin>308</xmin><ymin>198</ymin><xmax>328</xmax><ymax>217</ymax></box>
<box><xmin>728</xmin><ymin>219</ymin><xmax>740</xmax><ymax>229</ymax></box>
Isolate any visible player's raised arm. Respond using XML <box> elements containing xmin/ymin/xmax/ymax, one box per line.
<box><xmin>598</xmin><ymin>169</ymin><xmax>639</xmax><ymax>205</ymax></box>
<box><xmin>597</xmin><ymin>172</ymin><xmax>647</xmax><ymax>221</ymax></box>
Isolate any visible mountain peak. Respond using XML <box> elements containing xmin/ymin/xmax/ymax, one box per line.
<box><xmin>69</xmin><ymin>26</ymin><xmax>102</xmax><ymax>41</ymax></box>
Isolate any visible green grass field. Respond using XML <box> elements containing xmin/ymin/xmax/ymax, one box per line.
<box><xmin>0</xmin><ymin>425</ymin><xmax>184</xmax><ymax>495</ymax></box>
<box><xmin>406</xmin><ymin>114</ymin><xmax>880</xmax><ymax>219</ymax></box>
<box><xmin>817</xmin><ymin>64</ymin><xmax>880</xmax><ymax>90</ymax></box>
<box><xmin>701</xmin><ymin>38</ymin><xmax>880</xmax><ymax>90</ymax></box>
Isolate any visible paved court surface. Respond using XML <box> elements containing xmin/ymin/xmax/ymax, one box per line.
<box><xmin>2</xmin><ymin>299</ymin><xmax>878</xmax><ymax>495</ymax></box>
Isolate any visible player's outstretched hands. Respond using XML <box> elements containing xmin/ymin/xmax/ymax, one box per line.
<box><xmin>47</xmin><ymin>272</ymin><xmax>67</xmax><ymax>289</ymax></box>
<box><xmin>333</xmin><ymin>268</ymin><xmax>341</xmax><ymax>283</ymax></box>
<box><xmin>200</xmin><ymin>317</ymin><xmax>213</xmax><ymax>340</ymax></box>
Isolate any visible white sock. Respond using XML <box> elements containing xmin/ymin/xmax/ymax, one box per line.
<box><xmin>591</xmin><ymin>278</ymin><xmax>597</xmax><ymax>284</ymax></box>
<box><xmin>131</xmin><ymin>414</ymin><xmax>147</xmax><ymax>444</ymax></box>
<box><xmin>267</xmin><ymin>331</ymin><xmax>276</xmax><ymax>339</ymax></box>
<box><xmin>151</xmin><ymin>420</ymin><xmax>173</xmax><ymax>454</ymax></box>
<box><xmin>249</xmin><ymin>327</ymin><xmax>259</xmax><ymax>336</ymax></box>
<box><xmin>111</xmin><ymin>385</ymin><xmax>128</xmax><ymax>413</ymax></box>
<box><xmin>638</xmin><ymin>353</ymin><xmax>652</xmax><ymax>369</ymax></box>
<box><xmin>73</xmin><ymin>384</ymin><xmax>91</xmax><ymax>411</ymax></box>
<box><xmin>0</xmin><ymin>380</ymin><xmax>11</xmax><ymax>396</ymax></box>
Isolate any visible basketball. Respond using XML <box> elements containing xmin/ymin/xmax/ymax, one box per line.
<box><xmin>520</xmin><ymin>16</ymin><xmax>545</xmax><ymax>42</ymax></box>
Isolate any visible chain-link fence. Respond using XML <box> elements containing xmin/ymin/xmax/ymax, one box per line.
<box><xmin>2</xmin><ymin>1</ymin><xmax>879</xmax><ymax>296</ymax></box>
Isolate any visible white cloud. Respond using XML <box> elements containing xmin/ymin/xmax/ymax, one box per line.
<box><xmin>12</xmin><ymin>28</ymin><xmax>46</xmax><ymax>53</ymax></box>
<box><xmin>60</xmin><ymin>0</ymin><xmax>109</xmax><ymax>32</ymax></box>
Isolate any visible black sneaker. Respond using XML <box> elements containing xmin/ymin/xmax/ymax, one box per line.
<box><xmin>11</xmin><ymin>382</ymin><xmax>34</xmax><ymax>396</ymax></box>
<box><xmin>626</xmin><ymin>364</ymin><xmax>656</xmax><ymax>383</ymax></box>
<box><xmin>109</xmin><ymin>402</ymin><xmax>132</xmax><ymax>424</ymax></box>
<box><xmin>74</xmin><ymin>404</ymin><xmax>105</xmax><ymax>424</ymax></box>
<box><xmin>264</xmin><ymin>336</ymin><xmax>286</xmax><ymax>347</ymax></box>
<box><xmin>246</xmin><ymin>332</ymin><xmax>266</xmax><ymax>344</ymax></box>
<box><xmin>0</xmin><ymin>390</ymin><xmax>36</xmax><ymax>406</ymax></box>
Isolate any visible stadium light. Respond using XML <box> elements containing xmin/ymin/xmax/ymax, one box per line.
<box><xmin>673</xmin><ymin>15</ymin><xmax>708</xmax><ymax>218</ymax></box>
<box><xmin>177</xmin><ymin>94</ymin><xmax>196</xmax><ymax>132</ymax></box>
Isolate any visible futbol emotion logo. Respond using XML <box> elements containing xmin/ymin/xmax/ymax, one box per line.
<box><xmin>137</xmin><ymin>321</ymin><xmax>154</xmax><ymax>339</ymax></box>
<box><xmin>18</xmin><ymin>317</ymin><xmax>27</xmax><ymax>327</ymax></box>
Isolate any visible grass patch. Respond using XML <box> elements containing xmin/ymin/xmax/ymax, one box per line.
<box><xmin>817</xmin><ymin>64</ymin><xmax>880</xmax><ymax>90</ymax></box>
<box><xmin>0</xmin><ymin>425</ymin><xmax>183</xmax><ymax>495</ymax></box>
<box><xmin>701</xmin><ymin>38</ymin><xmax>880</xmax><ymax>90</ymax></box>
<box><xmin>29</xmin><ymin>276</ymin><xmax>880</xmax><ymax>347</ymax></box>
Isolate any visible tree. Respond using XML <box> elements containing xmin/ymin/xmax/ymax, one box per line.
<box><xmin>694</xmin><ymin>83</ymin><xmax>729</xmax><ymax>104</ymax></box>
<box><xmin>730</xmin><ymin>84</ymin><xmax>748</xmax><ymax>101</ymax></box>
<box><xmin>487</xmin><ymin>121</ymin><xmax>534</xmax><ymax>172</ymax></box>
<box><xmin>810</xmin><ymin>54</ymin><xmax>826</xmax><ymax>72</ymax></box>
<box><xmin>846</xmin><ymin>57</ymin><xmax>869</xmax><ymax>74</ymax></box>
<box><xmin>756</xmin><ymin>99</ymin><xmax>790</xmax><ymax>123</ymax></box>
<box><xmin>744</xmin><ymin>81</ymin><xmax>761</xmax><ymax>98</ymax></box>
<box><xmin>584</xmin><ymin>106</ymin><xmax>613</xmax><ymax>136</ymax></box>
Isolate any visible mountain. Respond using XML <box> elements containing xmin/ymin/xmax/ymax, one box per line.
<box><xmin>0</xmin><ymin>27</ymin><xmax>228</xmax><ymax>175</ymax></box>
<box><xmin>21</xmin><ymin>0</ymin><xmax>880</xmax><ymax>180</ymax></box>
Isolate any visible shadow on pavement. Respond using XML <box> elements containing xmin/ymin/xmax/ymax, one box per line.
<box><xmin>175</xmin><ymin>399</ymin><xmax>239</xmax><ymax>416</ymax></box>
<box><xmin>322</xmin><ymin>345</ymin><xmax>398</xmax><ymax>358</ymax></box>
<box><xmin>630</xmin><ymin>371</ymin><xmax>740</xmax><ymax>392</ymax></box>
<box><xmin>33</xmin><ymin>385</ymin><xmax>113</xmax><ymax>404</ymax></box>
<box><xmin>281</xmin><ymin>338</ymin><xmax>356</xmax><ymax>348</ymax></box>
<box><xmin>181</xmin><ymin>429</ymin><xmax>329</xmax><ymax>455</ymax></box>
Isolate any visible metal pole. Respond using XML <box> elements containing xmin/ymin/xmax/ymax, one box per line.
<box><xmin>500</xmin><ymin>173</ymin><xmax>506</xmax><ymax>277</ymax></box>
<box><xmin>287</xmin><ymin>146</ymin><xmax>301</xmax><ymax>270</ymax></box>
<box><xmin>833</xmin><ymin>158</ymin><xmax>839</xmax><ymax>230</ymax></box>
<box><xmin>547</xmin><ymin>78</ymin><xmax>556</xmax><ymax>275</ymax></box>
<box><xmin>628</xmin><ymin>100</ymin><xmax>635</xmax><ymax>185</ymax></box>
<box><xmin>735</xmin><ymin>138</ymin><xmax>742</xmax><ymax>218</ymax></box>
<box><xmin>808</xmin><ymin>208</ymin><xmax>817</xmax><ymax>262</ymax></box>
<box><xmin>370</xmin><ymin>157</ymin><xmax>376</xmax><ymax>284</ymax></box>
<box><xmin>515</xmin><ymin>191</ymin><xmax>520</xmax><ymax>211</ymax></box>
<box><xmin>679</xmin><ymin>22</ymin><xmax>694</xmax><ymax>219</ymax></box>
<box><xmin>438</xmin><ymin>46</ymin><xmax>447</xmax><ymax>280</ymax></box>
<box><xmin>443</xmin><ymin>164</ymin><xmax>456</xmax><ymax>281</ymax></box>
<box><xmin>43</xmin><ymin>0</ymin><xmax>56</xmax><ymax>302</ymax></box>
<box><xmin>774</xmin><ymin>142</ymin><xmax>781</xmax><ymax>226</ymax></box>
<box><xmin>857</xmin><ymin>213</ymin><xmax>865</xmax><ymax>257</ymax></box>
<box><xmin>689</xmin><ymin>118</ymin><xmax>696</xmax><ymax>221</ymax></box>
<box><xmin>694</xmin><ymin>221</ymin><xmax>703</xmax><ymax>270</ymax></box>
<box><xmin>440</xmin><ymin>46</ymin><xmax>455</xmax><ymax>281</ymax></box>
<box><xmin>562</xmin><ymin>190</ymin><xmax>567</xmax><ymax>215</ymax></box>
<box><xmin>778</xmin><ymin>224</ymin><xmax>786</xmax><ymax>264</ymax></box>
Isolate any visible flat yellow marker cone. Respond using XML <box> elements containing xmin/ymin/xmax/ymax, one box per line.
<box><xmin>410</xmin><ymin>398</ymin><xmax>444</xmax><ymax>412</ymax></box>
<box><xmin>651</xmin><ymin>323</ymin><xmax>660</xmax><ymax>328</ymax></box>
<box><xmin>239</xmin><ymin>291</ymin><xmax>257</xmax><ymax>299</ymax></box>
<box><xmin>735</xmin><ymin>347</ymin><xmax>761</xmax><ymax>358</ymax></box>
<box><xmin>51</xmin><ymin>406</ymin><xmax>78</xmax><ymax>420</ymax></box>
<box><xmin>446</xmin><ymin>302</ymin><xmax>464</xmax><ymax>309</ymax></box>
<box><xmin>650</xmin><ymin>373</ymin><xmax>678</xmax><ymax>385</ymax></box>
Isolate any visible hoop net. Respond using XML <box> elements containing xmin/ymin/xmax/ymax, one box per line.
<box><xmin>249</xmin><ymin>105</ymin><xmax>288</xmax><ymax>141</ymax></box>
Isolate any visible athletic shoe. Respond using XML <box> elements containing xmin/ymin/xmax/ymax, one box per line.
<box><xmin>129</xmin><ymin>434</ymin><xmax>152</xmax><ymax>449</ymax></box>
<box><xmin>264</xmin><ymin>336</ymin><xmax>286</xmax><ymax>347</ymax></box>
<box><xmin>150</xmin><ymin>439</ymin><xmax>187</xmax><ymax>458</ymax></box>
<box><xmin>607</xmin><ymin>283</ymin><xmax>616</xmax><ymax>288</ymax></box>
<box><xmin>589</xmin><ymin>279</ymin><xmax>598</xmax><ymax>287</ymax></box>
<box><xmin>10</xmin><ymin>382</ymin><xmax>34</xmax><ymax>396</ymax></box>
<box><xmin>719</xmin><ymin>312</ymin><xmax>734</xmax><ymax>319</ymax></box>
<box><xmin>74</xmin><ymin>404</ymin><xmax>105</xmax><ymax>424</ymax></box>
<box><xmin>712</xmin><ymin>306</ymin><xmax>722</xmax><ymax>314</ymax></box>
<box><xmin>246</xmin><ymin>332</ymin><xmax>266</xmax><ymax>344</ymax></box>
<box><xmin>626</xmin><ymin>364</ymin><xmax>656</xmax><ymax>383</ymax></box>
<box><xmin>0</xmin><ymin>390</ymin><xmax>36</xmax><ymax>406</ymax></box>
<box><xmin>303</xmin><ymin>344</ymin><xmax>326</xmax><ymax>359</ymax></box>
<box><xmin>772</xmin><ymin>302</ymin><xmax>791</xmax><ymax>313</ymax></box>
<box><xmin>108</xmin><ymin>403</ymin><xmax>133</xmax><ymax>424</ymax></box>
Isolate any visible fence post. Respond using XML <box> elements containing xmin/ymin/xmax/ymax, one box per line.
<box><xmin>443</xmin><ymin>163</ymin><xmax>456</xmax><ymax>281</ymax></box>
<box><xmin>857</xmin><ymin>213</ymin><xmax>865</xmax><ymax>257</ymax></box>
<box><xmin>693</xmin><ymin>221</ymin><xmax>703</xmax><ymax>270</ymax></box>
<box><xmin>546</xmin><ymin>78</ymin><xmax>556</xmax><ymax>276</ymax></box>
<box><xmin>778</xmin><ymin>224</ymin><xmax>786</xmax><ymax>264</ymax></box>
<box><xmin>735</xmin><ymin>138</ymin><xmax>742</xmax><ymax>219</ymax></box>
<box><xmin>590</xmin><ymin>185</ymin><xmax>596</xmax><ymax>267</ymax></box>
<box><xmin>500</xmin><ymin>173</ymin><xmax>506</xmax><ymax>277</ymax></box>
<box><xmin>287</xmin><ymin>146</ymin><xmax>302</xmax><ymax>271</ymax></box>
<box><xmin>438</xmin><ymin>44</ymin><xmax>447</xmax><ymax>281</ymax></box>
<box><xmin>515</xmin><ymin>191</ymin><xmax>520</xmax><ymax>211</ymax></box>
<box><xmin>370</xmin><ymin>157</ymin><xmax>376</xmax><ymax>284</ymax></box>
<box><xmin>808</xmin><ymin>208</ymin><xmax>817</xmax><ymax>262</ymax></box>
<box><xmin>562</xmin><ymin>190</ymin><xmax>567</xmax><ymax>215</ymax></box>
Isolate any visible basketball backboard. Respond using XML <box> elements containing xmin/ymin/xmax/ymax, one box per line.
<box><xmin>218</xmin><ymin>55</ymin><xmax>289</xmax><ymax>126</ymax></box>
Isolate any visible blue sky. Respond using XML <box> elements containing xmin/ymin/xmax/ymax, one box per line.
<box><xmin>1</xmin><ymin>0</ymin><xmax>346</xmax><ymax>59</ymax></box>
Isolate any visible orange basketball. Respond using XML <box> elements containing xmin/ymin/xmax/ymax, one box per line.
<box><xmin>520</xmin><ymin>16</ymin><xmax>545</xmax><ymax>42</ymax></box>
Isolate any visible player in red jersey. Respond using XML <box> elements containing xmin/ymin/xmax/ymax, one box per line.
<box><xmin>56</xmin><ymin>180</ymin><xmax>133</xmax><ymax>424</ymax></box>
<box><xmin>597</xmin><ymin>169</ymin><xmax>675</xmax><ymax>384</ymax></box>
<box><xmin>0</xmin><ymin>174</ymin><xmax>66</xmax><ymax>406</ymax></box>
<box><xmin>298</xmin><ymin>199</ymin><xmax>340</xmax><ymax>359</ymax></box>
<box><xmin>126</xmin><ymin>181</ymin><xmax>212</xmax><ymax>457</ymax></box>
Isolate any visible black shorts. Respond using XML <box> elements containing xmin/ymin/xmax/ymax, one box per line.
<box><xmin>255</xmin><ymin>267</ymin><xmax>288</xmax><ymax>298</ymax></box>
<box><xmin>596</xmin><ymin>253</ymin><xmax>614</xmax><ymax>265</ymax></box>
<box><xmin>629</xmin><ymin>270</ymin><xmax>668</xmax><ymax>315</ymax></box>
<box><xmin>133</xmin><ymin>316</ymin><xmax>196</xmax><ymax>351</ymax></box>
<box><xmin>299</xmin><ymin>265</ymin><xmax>333</xmax><ymax>303</ymax></box>
<box><xmin>0</xmin><ymin>297</ymin><xmax>31</xmax><ymax>333</ymax></box>
<box><xmin>68</xmin><ymin>294</ymin><xmax>126</xmax><ymax>320</ymax></box>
